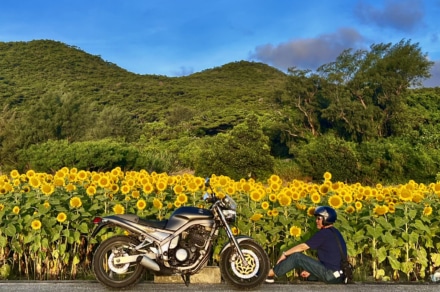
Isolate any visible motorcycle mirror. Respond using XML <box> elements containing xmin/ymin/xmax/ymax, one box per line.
<box><xmin>204</xmin><ymin>177</ymin><xmax>211</xmax><ymax>187</ymax></box>
<box><xmin>202</xmin><ymin>192</ymin><xmax>211</xmax><ymax>201</ymax></box>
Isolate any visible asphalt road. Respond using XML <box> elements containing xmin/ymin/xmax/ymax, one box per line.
<box><xmin>0</xmin><ymin>281</ymin><xmax>439</xmax><ymax>292</ymax></box>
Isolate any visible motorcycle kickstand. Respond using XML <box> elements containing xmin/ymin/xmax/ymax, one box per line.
<box><xmin>181</xmin><ymin>274</ymin><xmax>190</xmax><ymax>287</ymax></box>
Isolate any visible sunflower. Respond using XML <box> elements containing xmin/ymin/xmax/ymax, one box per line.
<box><xmin>12</xmin><ymin>206</ymin><xmax>20</xmax><ymax>214</ymax></box>
<box><xmin>70</xmin><ymin>196</ymin><xmax>82</xmax><ymax>208</ymax></box>
<box><xmin>355</xmin><ymin>201</ymin><xmax>363</xmax><ymax>211</ymax></box>
<box><xmin>131</xmin><ymin>190</ymin><xmax>140</xmax><ymax>199</ymax></box>
<box><xmin>110</xmin><ymin>184</ymin><xmax>119</xmax><ymax>193</ymax></box>
<box><xmin>226</xmin><ymin>185</ymin><xmax>235</xmax><ymax>195</ymax></box>
<box><xmin>268</xmin><ymin>194</ymin><xmax>277</xmax><ymax>202</ymax></box>
<box><xmin>242</xmin><ymin>182</ymin><xmax>252</xmax><ymax>192</ymax></box>
<box><xmin>231</xmin><ymin>227</ymin><xmax>240</xmax><ymax>236</ymax></box>
<box><xmin>272</xmin><ymin>209</ymin><xmax>279</xmax><ymax>217</ymax></box>
<box><xmin>250</xmin><ymin>190</ymin><xmax>262</xmax><ymax>202</ymax></box>
<box><xmin>289</xmin><ymin>226</ymin><xmax>302</xmax><ymax>237</ymax></box>
<box><xmin>423</xmin><ymin>206</ymin><xmax>433</xmax><ymax>216</ymax></box>
<box><xmin>65</xmin><ymin>183</ymin><xmax>76</xmax><ymax>192</ymax></box>
<box><xmin>345</xmin><ymin>206</ymin><xmax>355</xmax><ymax>214</ymax></box>
<box><xmin>113</xmin><ymin>204</ymin><xmax>125</xmax><ymax>214</ymax></box>
<box><xmin>343</xmin><ymin>194</ymin><xmax>353</xmax><ymax>204</ymax></box>
<box><xmin>53</xmin><ymin>177</ymin><xmax>65</xmax><ymax>187</ymax></box>
<box><xmin>77</xmin><ymin>170</ymin><xmax>88</xmax><ymax>181</ymax></box>
<box><xmin>186</xmin><ymin>181</ymin><xmax>199</xmax><ymax>193</ymax></box>
<box><xmin>143</xmin><ymin>183</ymin><xmax>154</xmax><ymax>195</ymax></box>
<box><xmin>311</xmin><ymin>192</ymin><xmax>321</xmax><ymax>204</ymax></box>
<box><xmin>250</xmin><ymin>213</ymin><xmax>263</xmax><ymax>221</ymax></box>
<box><xmin>177</xmin><ymin>194</ymin><xmax>188</xmax><ymax>204</ymax></box>
<box><xmin>10</xmin><ymin>169</ymin><xmax>20</xmax><ymax>179</ymax></box>
<box><xmin>270</xmin><ymin>182</ymin><xmax>281</xmax><ymax>192</ymax></box>
<box><xmin>98</xmin><ymin>176</ymin><xmax>110</xmax><ymax>188</ymax></box>
<box><xmin>269</xmin><ymin>174</ymin><xmax>281</xmax><ymax>184</ymax></box>
<box><xmin>57</xmin><ymin>212</ymin><xmax>67</xmax><ymax>223</ymax></box>
<box><xmin>261</xmin><ymin>201</ymin><xmax>270</xmax><ymax>210</ymax></box>
<box><xmin>29</xmin><ymin>177</ymin><xmax>41</xmax><ymax>188</ymax></box>
<box><xmin>26</xmin><ymin>169</ymin><xmax>36</xmax><ymax>178</ymax></box>
<box><xmin>43</xmin><ymin>201</ymin><xmax>50</xmax><ymax>208</ymax></box>
<box><xmin>173</xmin><ymin>184</ymin><xmax>184</xmax><ymax>194</ymax></box>
<box><xmin>278</xmin><ymin>194</ymin><xmax>292</xmax><ymax>207</ymax></box>
<box><xmin>323</xmin><ymin>172</ymin><xmax>332</xmax><ymax>181</ymax></box>
<box><xmin>174</xmin><ymin>200</ymin><xmax>182</xmax><ymax>208</ymax></box>
<box><xmin>373</xmin><ymin>205</ymin><xmax>389</xmax><ymax>216</ymax></box>
<box><xmin>120</xmin><ymin>185</ymin><xmax>131</xmax><ymax>195</ymax></box>
<box><xmin>412</xmin><ymin>191</ymin><xmax>424</xmax><ymax>203</ymax></box>
<box><xmin>31</xmin><ymin>219</ymin><xmax>42</xmax><ymax>230</ymax></box>
<box><xmin>136</xmin><ymin>199</ymin><xmax>147</xmax><ymax>210</ymax></box>
<box><xmin>307</xmin><ymin>206</ymin><xmax>316</xmax><ymax>216</ymax></box>
<box><xmin>398</xmin><ymin>188</ymin><xmax>412</xmax><ymax>201</ymax></box>
<box><xmin>86</xmin><ymin>185</ymin><xmax>97</xmax><ymax>196</ymax></box>
<box><xmin>153</xmin><ymin>198</ymin><xmax>163</xmax><ymax>209</ymax></box>
<box><xmin>319</xmin><ymin>184</ymin><xmax>329</xmax><ymax>195</ymax></box>
<box><xmin>328</xmin><ymin>195</ymin><xmax>343</xmax><ymax>209</ymax></box>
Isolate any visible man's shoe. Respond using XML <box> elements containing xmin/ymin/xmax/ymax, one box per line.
<box><xmin>265</xmin><ymin>276</ymin><xmax>275</xmax><ymax>283</ymax></box>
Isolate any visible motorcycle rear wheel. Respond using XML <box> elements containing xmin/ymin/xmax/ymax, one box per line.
<box><xmin>93</xmin><ymin>235</ymin><xmax>146</xmax><ymax>289</ymax></box>
<box><xmin>220</xmin><ymin>239</ymin><xmax>270</xmax><ymax>289</ymax></box>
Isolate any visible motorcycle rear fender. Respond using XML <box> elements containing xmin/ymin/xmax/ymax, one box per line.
<box><xmin>91</xmin><ymin>215</ymin><xmax>157</xmax><ymax>238</ymax></box>
<box><xmin>219</xmin><ymin>235</ymin><xmax>255</xmax><ymax>255</ymax></box>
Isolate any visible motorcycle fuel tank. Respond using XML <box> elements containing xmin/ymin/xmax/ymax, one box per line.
<box><xmin>166</xmin><ymin>206</ymin><xmax>214</xmax><ymax>230</ymax></box>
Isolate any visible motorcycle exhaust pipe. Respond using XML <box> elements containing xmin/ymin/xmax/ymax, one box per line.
<box><xmin>137</xmin><ymin>255</ymin><xmax>160</xmax><ymax>271</ymax></box>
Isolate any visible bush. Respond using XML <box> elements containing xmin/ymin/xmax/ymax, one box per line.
<box><xmin>16</xmin><ymin>139</ymin><xmax>178</xmax><ymax>173</ymax></box>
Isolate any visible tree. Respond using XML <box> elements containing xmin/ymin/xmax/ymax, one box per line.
<box><xmin>317</xmin><ymin>39</ymin><xmax>434</xmax><ymax>141</ymax></box>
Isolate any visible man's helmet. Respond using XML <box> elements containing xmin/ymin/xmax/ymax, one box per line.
<box><xmin>314</xmin><ymin>206</ymin><xmax>337</xmax><ymax>226</ymax></box>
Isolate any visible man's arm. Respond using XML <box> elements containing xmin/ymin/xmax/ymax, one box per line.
<box><xmin>276</xmin><ymin>243</ymin><xmax>310</xmax><ymax>264</ymax></box>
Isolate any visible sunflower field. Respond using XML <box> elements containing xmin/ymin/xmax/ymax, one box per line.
<box><xmin>1</xmin><ymin>167</ymin><xmax>440</xmax><ymax>282</ymax></box>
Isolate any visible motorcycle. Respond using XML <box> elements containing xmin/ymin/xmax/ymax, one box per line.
<box><xmin>91</xmin><ymin>178</ymin><xmax>270</xmax><ymax>289</ymax></box>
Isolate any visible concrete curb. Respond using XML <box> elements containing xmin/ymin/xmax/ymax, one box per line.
<box><xmin>154</xmin><ymin>266</ymin><xmax>221</xmax><ymax>284</ymax></box>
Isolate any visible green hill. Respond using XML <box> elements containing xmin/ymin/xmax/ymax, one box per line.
<box><xmin>0</xmin><ymin>40</ymin><xmax>287</xmax><ymax>127</ymax></box>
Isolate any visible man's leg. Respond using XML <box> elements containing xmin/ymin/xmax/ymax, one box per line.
<box><xmin>271</xmin><ymin>253</ymin><xmax>340</xmax><ymax>283</ymax></box>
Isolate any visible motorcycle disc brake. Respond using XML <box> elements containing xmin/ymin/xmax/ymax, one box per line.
<box><xmin>107</xmin><ymin>252</ymin><xmax>130</xmax><ymax>274</ymax></box>
<box><xmin>231</xmin><ymin>249</ymin><xmax>260</xmax><ymax>279</ymax></box>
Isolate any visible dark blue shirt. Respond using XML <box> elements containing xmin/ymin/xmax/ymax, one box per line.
<box><xmin>305</xmin><ymin>227</ymin><xmax>347</xmax><ymax>271</ymax></box>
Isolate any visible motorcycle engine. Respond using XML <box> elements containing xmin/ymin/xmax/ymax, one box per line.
<box><xmin>168</xmin><ymin>225</ymin><xmax>210</xmax><ymax>266</ymax></box>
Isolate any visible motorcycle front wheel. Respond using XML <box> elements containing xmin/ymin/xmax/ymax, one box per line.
<box><xmin>220</xmin><ymin>239</ymin><xmax>270</xmax><ymax>289</ymax></box>
<box><xmin>93</xmin><ymin>235</ymin><xmax>146</xmax><ymax>289</ymax></box>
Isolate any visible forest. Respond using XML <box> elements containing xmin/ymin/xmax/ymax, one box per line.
<box><xmin>1</xmin><ymin>39</ymin><xmax>440</xmax><ymax>185</ymax></box>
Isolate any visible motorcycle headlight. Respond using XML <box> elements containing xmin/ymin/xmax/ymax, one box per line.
<box><xmin>222</xmin><ymin>195</ymin><xmax>237</xmax><ymax>210</ymax></box>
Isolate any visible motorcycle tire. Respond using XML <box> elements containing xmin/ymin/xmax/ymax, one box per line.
<box><xmin>93</xmin><ymin>235</ymin><xmax>146</xmax><ymax>289</ymax></box>
<box><xmin>220</xmin><ymin>239</ymin><xmax>270</xmax><ymax>289</ymax></box>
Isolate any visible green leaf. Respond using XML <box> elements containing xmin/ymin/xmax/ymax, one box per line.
<box><xmin>4</xmin><ymin>224</ymin><xmax>16</xmax><ymax>237</ymax></box>
<box><xmin>366</xmin><ymin>225</ymin><xmax>383</xmax><ymax>238</ymax></box>
<box><xmin>393</xmin><ymin>216</ymin><xmax>407</xmax><ymax>229</ymax></box>
<box><xmin>0</xmin><ymin>235</ymin><xmax>7</xmax><ymax>248</ymax></box>
<box><xmin>78</xmin><ymin>222</ymin><xmax>90</xmax><ymax>233</ymax></box>
<box><xmin>387</xmin><ymin>255</ymin><xmax>401</xmax><ymax>270</ymax></box>
<box><xmin>375</xmin><ymin>216</ymin><xmax>393</xmax><ymax>229</ymax></box>
<box><xmin>377</xmin><ymin>246</ymin><xmax>387</xmax><ymax>263</ymax></box>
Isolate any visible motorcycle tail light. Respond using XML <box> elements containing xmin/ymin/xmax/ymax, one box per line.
<box><xmin>93</xmin><ymin>217</ymin><xmax>102</xmax><ymax>224</ymax></box>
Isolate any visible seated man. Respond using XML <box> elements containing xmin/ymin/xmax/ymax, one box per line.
<box><xmin>266</xmin><ymin>206</ymin><xmax>347</xmax><ymax>284</ymax></box>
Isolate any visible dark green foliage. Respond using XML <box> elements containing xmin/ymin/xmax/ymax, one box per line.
<box><xmin>16</xmin><ymin>139</ymin><xmax>177</xmax><ymax>173</ymax></box>
<box><xmin>195</xmin><ymin>115</ymin><xmax>275</xmax><ymax>180</ymax></box>
<box><xmin>292</xmin><ymin>135</ymin><xmax>360</xmax><ymax>183</ymax></box>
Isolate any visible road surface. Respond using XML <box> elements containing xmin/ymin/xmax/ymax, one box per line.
<box><xmin>0</xmin><ymin>281</ymin><xmax>439</xmax><ymax>292</ymax></box>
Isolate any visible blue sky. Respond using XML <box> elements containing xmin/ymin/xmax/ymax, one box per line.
<box><xmin>1</xmin><ymin>0</ymin><xmax>439</xmax><ymax>86</ymax></box>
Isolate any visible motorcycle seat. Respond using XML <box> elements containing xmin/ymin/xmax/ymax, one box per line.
<box><xmin>115</xmin><ymin>214</ymin><xmax>168</xmax><ymax>229</ymax></box>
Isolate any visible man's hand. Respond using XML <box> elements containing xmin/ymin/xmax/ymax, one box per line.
<box><xmin>300</xmin><ymin>271</ymin><xmax>310</xmax><ymax>278</ymax></box>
